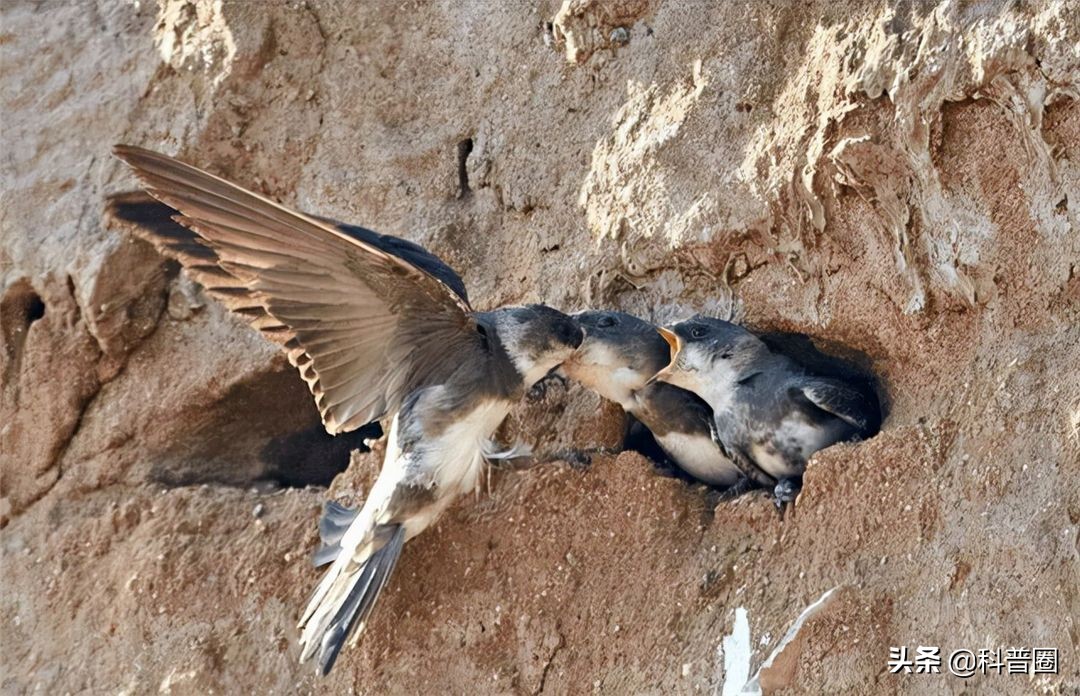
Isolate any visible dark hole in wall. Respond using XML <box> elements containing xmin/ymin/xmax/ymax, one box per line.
<box><xmin>456</xmin><ymin>138</ymin><xmax>473</xmax><ymax>198</ymax></box>
<box><xmin>1</xmin><ymin>279</ymin><xmax>46</xmax><ymax>332</ymax></box>
<box><xmin>260</xmin><ymin>421</ymin><xmax>381</xmax><ymax>488</ymax></box>
<box><xmin>25</xmin><ymin>294</ymin><xmax>45</xmax><ymax>324</ymax></box>
<box><xmin>150</xmin><ymin>366</ymin><xmax>382</xmax><ymax>490</ymax></box>
<box><xmin>1</xmin><ymin>279</ymin><xmax>46</xmax><ymax>381</ymax></box>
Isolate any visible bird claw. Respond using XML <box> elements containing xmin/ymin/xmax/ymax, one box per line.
<box><xmin>772</xmin><ymin>477</ymin><xmax>801</xmax><ymax>517</ymax></box>
<box><xmin>526</xmin><ymin>371</ymin><xmax>568</xmax><ymax>402</ymax></box>
<box><xmin>559</xmin><ymin>449</ymin><xmax>593</xmax><ymax>470</ymax></box>
<box><xmin>715</xmin><ymin>476</ymin><xmax>761</xmax><ymax>500</ymax></box>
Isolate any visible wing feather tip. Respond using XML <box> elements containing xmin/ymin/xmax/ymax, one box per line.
<box><xmin>113</xmin><ymin>144</ymin><xmax>476</xmax><ymax>444</ymax></box>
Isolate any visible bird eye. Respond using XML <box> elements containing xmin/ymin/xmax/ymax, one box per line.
<box><xmin>690</xmin><ymin>326</ymin><xmax>708</xmax><ymax>339</ymax></box>
<box><xmin>596</xmin><ymin>315</ymin><xmax>617</xmax><ymax>328</ymax></box>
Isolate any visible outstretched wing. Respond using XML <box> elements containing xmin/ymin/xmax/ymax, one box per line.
<box><xmin>111</xmin><ymin>145</ymin><xmax>482</xmax><ymax>434</ymax></box>
<box><xmin>105</xmin><ymin>194</ymin><xmax>471</xmax><ymax>340</ymax></box>
<box><xmin>794</xmin><ymin>377</ymin><xmax>880</xmax><ymax>436</ymax></box>
<box><xmin>328</xmin><ymin>221</ymin><xmax>469</xmax><ymax>305</ymax></box>
<box><xmin>105</xmin><ymin>191</ymin><xmax>296</xmax><ymax>344</ymax></box>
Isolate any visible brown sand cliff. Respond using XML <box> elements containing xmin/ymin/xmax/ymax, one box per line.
<box><xmin>1</xmin><ymin>1</ymin><xmax>1077</xmax><ymax>693</ymax></box>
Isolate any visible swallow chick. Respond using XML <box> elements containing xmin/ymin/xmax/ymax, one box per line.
<box><xmin>653</xmin><ymin>316</ymin><xmax>881</xmax><ymax>509</ymax></box>
<box><xmin>562</xmin><ymin>310</ymin><xmax>744</xmax><ymax>488</ymax></box>
<box><xmin>111</xmin><ymin>146</ymin><xmax>583</xmax><ymax>675</ymax></box>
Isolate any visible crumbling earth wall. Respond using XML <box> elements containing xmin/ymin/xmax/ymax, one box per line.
<box><xmin>1</xmin><ymin>1</ymin><xmax>1077</xmax><ymax>693</ymax></box>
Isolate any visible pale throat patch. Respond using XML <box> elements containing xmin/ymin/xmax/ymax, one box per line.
<box><xmin>513</xmin><ymin>354</ymin><xmax>560</xmax><ymax>389</ymax></box>
<box><xmin>675</xmin><ymin>343</ymin><xmax>739</xmax><ymax>410</ymax></box>
<box><xmin>564</xmin><ymin>342</ymin><xmax>644</xmax><ymax>408</ymax></box>
<box><xmin>500</xmin><ymin>320</ymin><xmax>576</xmax><ymax>389</ymax></box>
<box><xmin>498</xmin><ymin>319</ymin><xmax>551</xmax><ymax>388</ymax></box>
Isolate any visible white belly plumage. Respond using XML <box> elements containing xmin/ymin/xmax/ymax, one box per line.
<box><xmin>377</xmin><ymin>399</ymin><xmax>512</xmax><ymax>541</ymax></box>
<box><xmin>748</xmin><ymin>442</ymin><xmax>795</xmax><ymax>479</ymax></box>
<box><xmin>658</xmin><ymin>431</ymin><xmax>743</xmax><ymax>486</ymax></box>
<box><xmin>751</xmin><ymin>415</ymin><xmax>837</xmax><ymax>479</ymax></box>
<box><xmin>428</xmin><ymin>399</ymin><xmax>512</xmax><ymax>491</ymax></box>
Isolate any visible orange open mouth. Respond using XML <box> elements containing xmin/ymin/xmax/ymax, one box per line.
<box><xmin>657</xmin><ymin>327</ymin><xmax>681</xmax><ymax>357</ymax></box>
<box><xmin>648</xmin><ymin>327</ymin><xmax>682</xmax><ymax>384</ymax></box>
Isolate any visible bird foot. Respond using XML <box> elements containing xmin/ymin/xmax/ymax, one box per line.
<box><xmin>716</xmin><ymin>476</ymin><xmax>763</xmax><ymax>501</ymax></box>
<box><xmin>488</xmin><ymin>447</ymin><xmax>611</xmax><ymax>471</ymax></box>
<box><xmin>484</xmin><ymin>441</ymin><xmax>536</xmax><ymax>470</ymax></box>
<box><xmin>772</xmin><ymin>477</ymin><xmax>802</xmax><ymax>517</ymax></box>
<box><xmin>553</xmin><ymin>446</ymin><xmax>620</xmax><ymax>470</ymax></box>
<box><xmin>557</xmin><ymin>449</ymin><xmax>593</xmax><ymax>470</ymax></box>
<box><xmin>526</xmin><ymin>371</ymin><xmax>569</xmax><ymax>402</ymax></box>
<box><xmin>651</xmin><ymin>459</ymin><xmax>686</xmax><ymax>480</ymax></box>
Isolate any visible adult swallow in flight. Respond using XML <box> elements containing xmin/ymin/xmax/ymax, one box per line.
<box><xmin>110</xmin><ymin>146</ymin><xmax>583</xmax><ymax>674</ymax></box>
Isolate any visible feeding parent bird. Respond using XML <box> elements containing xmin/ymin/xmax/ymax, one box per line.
<box><xmin>562</xmin><ymin>310</ymin><xmax>745</xmax><ymax>488</ymax></box>
<box><xmin>110</xmin><ymin>145</ymin><xmax>583</xmax><ymax>675</ymax></box>
<box><xmin>652</xmin><ymin>316</ymin><xmax>881</xmax><ymax>508</ymax></box>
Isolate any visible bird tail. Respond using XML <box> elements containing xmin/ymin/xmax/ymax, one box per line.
<box><xmin>297</xmin><ymin>505</ymin><xmax>405</xmax><ymax>676</ymax></box>
<box><xmin>311</xmin><ymin>500</ymin><xmax>359</xmax><ymax>568</ymax></box>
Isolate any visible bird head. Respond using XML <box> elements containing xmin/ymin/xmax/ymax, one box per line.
<box><xmin>649</xmin><ymin>316</ymin><xmax>761</xmax><ymax>402</ymax></box>
<box><xmin>491</xmin><ymin>305</ymin><xmax>584</xmax><ymax>389</ymax></box>
<box><xmin>561</xmin><ymin>310</ymin><xmax>670</xmax><ymax>409</ymax></box>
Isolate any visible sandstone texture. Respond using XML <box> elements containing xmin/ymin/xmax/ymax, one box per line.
<box><xmin>1</xmin><ymin>0</ymin><xmax>1078</xmax><ymax>694</ymax></box>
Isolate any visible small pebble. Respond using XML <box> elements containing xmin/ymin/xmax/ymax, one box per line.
<box><xmin>253</xmin><ymin>503</ymin><xmax>265</xmax><ymax>518</ymax></box>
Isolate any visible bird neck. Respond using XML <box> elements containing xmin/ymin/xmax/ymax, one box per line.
<box><xmin>687</xmin><ymin>354</ymin><xmax>765</xmax><ymax>412</ymax></box>
<box><xmin>598</xmin><ymin>367</ymin><xmax>650</xmax><ymax>411</ymax></box>
<box><xmin>478</xmin><ymin>328</ymin><xmax>528</xmax><ymax>401</ymax></box>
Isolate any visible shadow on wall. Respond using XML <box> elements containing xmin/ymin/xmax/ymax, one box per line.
<box><xmin>149</xmin><ymin>364</ymin><xmax>379</xmax><ymax>489</ymax></box>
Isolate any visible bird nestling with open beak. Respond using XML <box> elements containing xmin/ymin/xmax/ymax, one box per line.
<box><xmin>652</xmin><ymin>316</ymin><xmax>881</xmax><ymax>508</ymax></box>
<box><xmin>110</xmin><ymin>146</ymin><xmax>583</xmax><ymax>675</ymax></box>
<box><xmin>561</xmin><ymin>310</ymin><xmax>744</xmax><ymax>488</ymax></box>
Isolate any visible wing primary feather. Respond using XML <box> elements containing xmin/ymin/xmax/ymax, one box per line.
<box><xmin>113</xmin><ymin>145</ymin><xmax>481</xmax><ymax>433</ymax></box>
